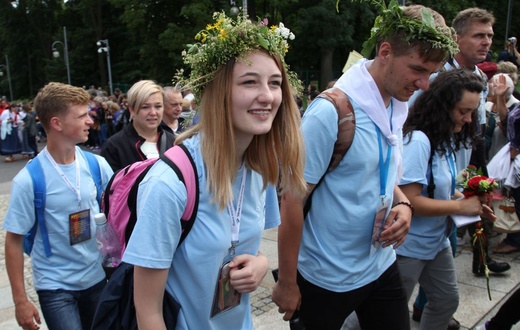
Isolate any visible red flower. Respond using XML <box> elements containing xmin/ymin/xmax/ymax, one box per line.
<box><xmin>468</xmin><ymin>176</ymin><xmax>485</xmax><ymax>191</ymax></box>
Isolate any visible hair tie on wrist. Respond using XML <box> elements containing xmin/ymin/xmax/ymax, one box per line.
<box><xmin>394</xmin><ymin>201</ymin><xmax>415</xmax><ymax>215</ymax></box>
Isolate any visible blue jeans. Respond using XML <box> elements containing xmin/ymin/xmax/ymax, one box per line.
<box><xmin>37</xmin><ymin>279</ymin><xmax>106</xmax><ymax>330</ymax></box>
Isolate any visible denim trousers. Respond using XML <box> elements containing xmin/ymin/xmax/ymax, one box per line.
<box><xmin>37</xmin><ymin>279</ymin><xmax>105</xmax><ymax>330</ymax></box>
<box><xmin>298</xmin><ymin>261</ymin><xmax>410</xmax><ymax>330</ymax></box>
<box><xmin>398</xmin><ymin>247</ymin><xmax>459</xmax><ymax>330</ymax></box>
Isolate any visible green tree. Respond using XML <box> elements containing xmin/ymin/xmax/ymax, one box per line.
<box><xmin>281</xmin><ymin>0</ymin><xmax>374</xmax><ymax>89</ymax></box>
<box><xmin>0</xmin><ymin>0</ymin><xmax>63</xmax><ymax>99</ymax></box>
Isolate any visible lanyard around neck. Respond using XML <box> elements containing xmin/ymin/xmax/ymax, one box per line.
<box><xmin>376</xmin><ymin>128</ymin><xmax>393</xmax><ymax>202</ymax></box>
<box><xmin>375</xmin><ymin>102</ymin><xmax>394</xmax><ymax>203</ymax></box>
<box><xmin>226</xmin><ymin>165</ymin><xmax>246</xmax><ymax>256</ymax></box>
<box><xmin>445</xmin><ymin>152</ymin><xmax>456</xmax><ymax>197</ymax></box>
<box><xmin>44</xmin><ymin>148</ymin><xmax>81</xmax><ymax>207</ymax></box>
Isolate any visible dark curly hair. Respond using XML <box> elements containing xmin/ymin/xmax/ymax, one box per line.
<box><xmin>403</xmin><ymin>69</ymin><xmax>485</xmax><ymax>157</ymax></box>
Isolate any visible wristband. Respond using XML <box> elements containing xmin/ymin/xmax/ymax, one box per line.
<box><xmin>394</xmin><ymin>201</ymin><xmax>415</xmax><ymax>215</ymax></box>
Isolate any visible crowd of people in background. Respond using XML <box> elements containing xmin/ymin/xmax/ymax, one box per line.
<box><xmin>1</xmin><ymin>3</ymin><xmax>520</xmax><ymax>330</ymax></box>
<box><xmin>0</xmin><ymin>82</ymin><xmax>197</xmax><ymax>163</ymax></box>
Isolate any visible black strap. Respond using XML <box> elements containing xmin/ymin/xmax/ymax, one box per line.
<box><xmin>427</xmin><ymin>152</ymin><xmax>435</xmax><ymax>199</ymax></box>
<box><xmin>159</xmin><ymin>132</ymin><xmax>167</xmax><ymax>156</ymax></box>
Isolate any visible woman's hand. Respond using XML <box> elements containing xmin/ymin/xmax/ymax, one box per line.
<box><xmin>228</xmin><ymin>253</ymin><xmax>269</xmax><ymax>293</ymax></box>
<box><xmin>459</xmin><ymin>195</ymin><xmax>496</xmax><ymax>221</ymax></box>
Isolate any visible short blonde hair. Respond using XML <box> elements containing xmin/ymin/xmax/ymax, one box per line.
<box><xmin>33</xmin><ymin>82</ymin><xmax>90</xmax><ymax>131</ymax></box>
<box><xmin>127</xmin><ymin>80</ymin><xmax>164</xmax><ymax>115</ymax></box>
<box><xmin>106</xmin><ymin>100</ymin><xmax>120</xmax><ymax>112</ymax></box>
<box><xmin>452</xmin><ymin>8</ymin><xmax>495</xmax><ymax>36</ymax></box>
<box><xmin>182</xmin><ymin>99</ymin><xmax>191</xmax><ymax>112</ymax></box>
<box><xmin>497</xmin><ymin>61</ymin><xmax>519</xmax><ymax>84</ymax></box>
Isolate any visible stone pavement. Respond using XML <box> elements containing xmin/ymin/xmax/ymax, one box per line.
<box><xmin>1</xmin><ymin>188</ymin><xmax>519</xmax><ymax>329</ymax></box>
<box><xmin>253</xmin><ymin>227</ymin><xmax>520</xmax><ymax>330</ymax></box>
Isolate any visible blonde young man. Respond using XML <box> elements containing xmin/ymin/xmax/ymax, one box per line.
<box><xmin>3</xmin><ymin>82</ymin><xmax>113</xmax><ymax>330</ymax></box>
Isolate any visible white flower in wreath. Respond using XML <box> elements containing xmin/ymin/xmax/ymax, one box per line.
<box><xmin>275</xmin><ymin>23</ymin><xmax>295</xmax><ymax>40</ymax></box>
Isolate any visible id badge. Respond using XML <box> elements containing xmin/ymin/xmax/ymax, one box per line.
<box><xmin>371</xmin><ymin>198</ymin><xmax>390</xmax><ymax>253</ymax></box>
<box><xmin>69</xmin><ymin>209</ymin><xmax>91</xmax><ymax>245</ymax></box>
<box><xmin>210</xmin><ymin>262</ymin><xmax>242</xmax><ymax>318</ymax></box>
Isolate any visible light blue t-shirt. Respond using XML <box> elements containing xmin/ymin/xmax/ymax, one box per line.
<box><xmin>298</xmin><ymin>97</ymin><xmax>397</xmax><ymax>293</ymax></box>
<box><xmin>3</xmin><ymin>146</ymin><xmax>113</xmax><ymax>290</ymax></box>
<box><xmin>123</xmin><ymin>135</ymin><xmax>280</xmax><ymax>330</ymax></box>
<box><xmin>397</xmin><ymin>131</ymin><xmax>451</xmax><ymax>259</ymax></box>
<box><xmin>409</xmin><ymin>60</ymin><xmax>486</xmax><ymax>172</ymax></box>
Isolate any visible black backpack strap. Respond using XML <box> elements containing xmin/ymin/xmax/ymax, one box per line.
<box><xmin>158</xmin><ymin>131</ymin><xmax>167</xmax><ymax>156</ymax></box>
<box><xmin>427</xmin><ymin>151</ymin><xmax>435</xmax><ymax>199</ymax></box>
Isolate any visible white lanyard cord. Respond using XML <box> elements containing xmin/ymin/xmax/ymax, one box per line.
<box><xmin>226</xmin><ymin>165</ymin><xmax>246</xmax><ymax>255</ymax></box>
<box><xmin>44</xmin><ymin>148</ymin><xmax>81</xmax><ymax>207</ymax></box>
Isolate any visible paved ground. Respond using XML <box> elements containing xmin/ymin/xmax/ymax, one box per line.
<box><xmin>252</xmin><ymin>227</ymin><xmax>520</xmax><ymax>330</ymax></box>
<box><xmin>0</xmin><ymin>156</ymin><xmax>519</xmax><ymax>329</ymax></box>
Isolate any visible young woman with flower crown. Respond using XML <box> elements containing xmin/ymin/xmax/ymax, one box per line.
<box><xmin>122</xmin><ymin>12</ymin><xmax>306</xmax><ymax>329</ymax></box>
<box><xmin>397</xmin><ymin>69</ymin><xmax>496</xmax><ymax>329</ymax></box>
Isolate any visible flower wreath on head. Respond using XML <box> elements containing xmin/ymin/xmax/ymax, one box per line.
<box><xmin>338</xmin><ymin>0</ymin><xmax>459</xmax><ymax>58</ymax></box>
<box><xmin>174</xmin><ymin>12</ymin><xmax>303</xmax><ymax>100</ymax></box>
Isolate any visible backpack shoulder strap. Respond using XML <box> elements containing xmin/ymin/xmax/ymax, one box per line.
<box><xmin>303</xmin><ymin>88</ymin><xmax>356</xmax><ymax>217</ymax></box>
<box><xmin>427</xmin><ymin>152</ymin><xmax>435</xmax><ymax>199</ymax></box>
<box><xmin>26</xmin><ymin>158</ymin><xmax>52</xmax><ymax>257</ymax></box>
<box><xmin>159</xmin><ymin>131</ymin><xmax>168</xmax><ymax>156</ymax></box>
<box><xmin>161</xmin><ymin>144</ymin><xmax>199</xmax><ymax>246</ymax></box>
<box><xmin>80</xmin><ymin>149</ymin><xmax>103</xmax><ymax>206</ymax></box>
<box><xmin>316</xmin><ymin>87</ymin><xmax>356</xmax><ymax>172</ymax></box>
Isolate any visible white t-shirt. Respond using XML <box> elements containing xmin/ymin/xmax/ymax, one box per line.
<box><xmin>140</xmin><ymin>141</ymin><xmax>159</xmax><ymax>159</ymax></box>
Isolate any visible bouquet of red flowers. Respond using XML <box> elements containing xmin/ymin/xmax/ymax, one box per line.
<box><xmin>456</xmin><ymin>165</ymin><xmax>498</xmax><ymax>300</ymax></box>
<box><xmin>456</xmin><ymin>165</ymin><xmax>499</xmax><ymax>198</ymax></box>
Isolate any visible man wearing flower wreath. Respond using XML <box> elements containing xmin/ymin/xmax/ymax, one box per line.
<box><xmin>272</xmin><ymin>1</ymin><xmax>458</xmax><ymax>329</ymax></box>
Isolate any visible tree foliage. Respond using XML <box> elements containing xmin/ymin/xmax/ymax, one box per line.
<box><xmin>0</xmin><ymin>0</ymin><xmax>517</xmax><ymax>100</ymax></box>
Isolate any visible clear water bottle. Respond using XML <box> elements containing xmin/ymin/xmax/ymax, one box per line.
<box><xmin>94</xmin><ymin>213</ymin><xmax>122</xmax><ymax>268</ymax></box>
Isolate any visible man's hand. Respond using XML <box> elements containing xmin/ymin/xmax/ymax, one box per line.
<box><xmin>272</xmin><ymin>280</ymin><xmax>301</xmax><ymax>321</ymax></box>
<box><xmin>15</xmin><ymin>299</ymin><xmax>41</xmax><ymax>330</ymax></box>
<box><xmin>379</xmin><ymin>204</ymin><xmax>412</xmax><ymax>248</ymax></box>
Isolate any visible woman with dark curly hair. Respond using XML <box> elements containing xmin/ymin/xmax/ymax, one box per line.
<box><xmin>396</xmin><ymin>69</ymin><xmax>496</xmax><ymax>329</ymax></box>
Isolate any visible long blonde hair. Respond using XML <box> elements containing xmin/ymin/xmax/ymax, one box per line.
<box><xmin>177</xmin><ymin>50</ymin><xmax>307</xmax><ymax>209</ymax></box>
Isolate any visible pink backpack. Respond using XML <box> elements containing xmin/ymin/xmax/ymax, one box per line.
<box><xmin>102</xmin><ymin>144</ymin><xmax>199</xmax><ymax>259</ymax></box>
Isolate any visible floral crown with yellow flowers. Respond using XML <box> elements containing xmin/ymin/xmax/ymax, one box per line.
<box><xmin>342</xmin><ymin>0</ymin><xmax>459</xmax><ymax>58</ymax></box>
<box><xmin>174</xmin><ymin>12</ymin><xmax>303</xmax><ymax>99</ymax></box>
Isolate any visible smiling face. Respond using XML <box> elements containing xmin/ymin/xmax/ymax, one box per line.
<box><xmin>451</xmin><ymin>90</ymin><xmax>480</xmax><ymax>133</ymax></box>
<box><xmin>230</xmin><ymin>51</ymin><xmax>282</xmax><ymax>143</ymax></box>
<box><xmin>130</xmin><ymin>92</ymin><xmax>163</xmax><ymax>135</ymax></box>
